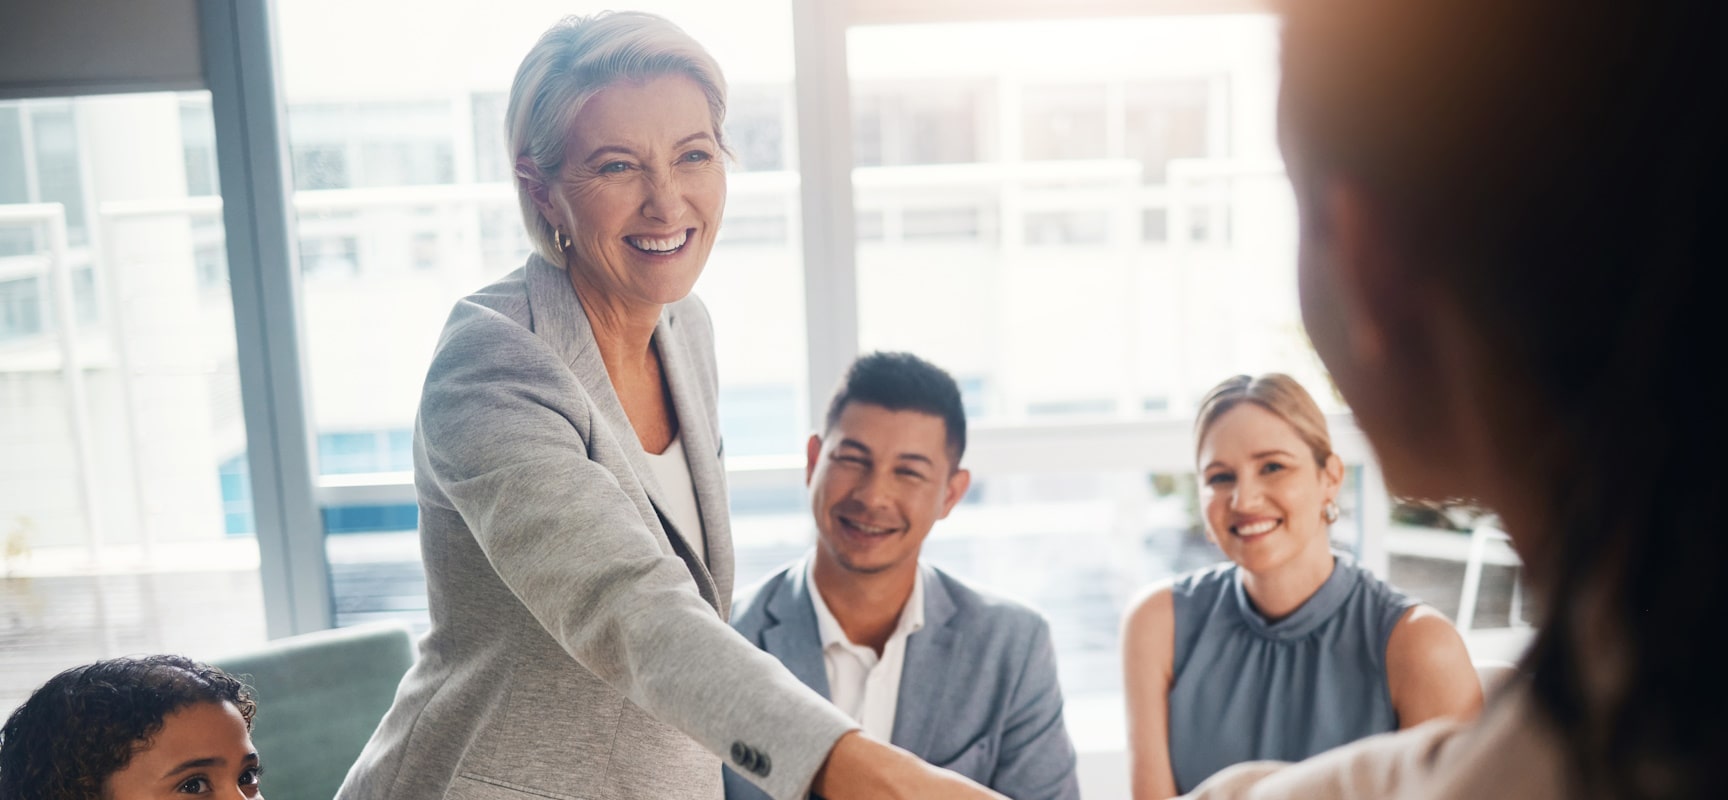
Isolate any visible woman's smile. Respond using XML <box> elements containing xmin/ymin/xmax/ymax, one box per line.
<box><xmin>626</xmin><ymin>228</ymin><xmax>693</xmax><ymax>255</ymax></box>
<box><xmin>1231</xmin><ymin>517</ymin><xmax>1282</xmax><ymax>538</ymax></box>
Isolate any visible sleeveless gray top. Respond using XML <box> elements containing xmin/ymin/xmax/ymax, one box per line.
<box><xmin>1167</xmin><ymin>554</ymin><xmax>1416</xmax><ymax>792</ymax></box>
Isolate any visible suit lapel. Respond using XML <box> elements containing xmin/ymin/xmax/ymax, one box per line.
<box><xmin>891</xmin><ymin>563</ymin><xmax>962</xmax><ymax>756</ymax></box>
<box><xmin>761</xmin><ymin>559</ymin><xmax>832</xmax><ymax>699</ymax></box>
<box><xmin>523</xmin><ymin>257</ymin><xmax>722</xmax><ymax>612</ymax></box>
<box><xmin>654</xmin><ymin>309</ymin><xmax>734</xmax><ymax>617</ymax></box>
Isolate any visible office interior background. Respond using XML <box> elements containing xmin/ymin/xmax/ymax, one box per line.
<box><xmin>0</xmin><ymin>0</ymin><xmax>1531</xmax><ymax>794</ymax></box>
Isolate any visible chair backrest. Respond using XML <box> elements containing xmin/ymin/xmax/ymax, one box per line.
<box><xmin>212</xmin><ymin>623</ymin><xmax>415</xmax><ymax>800</ymax></box>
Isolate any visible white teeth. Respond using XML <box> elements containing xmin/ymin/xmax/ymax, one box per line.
<box><xmin>845</xmin><ymin>518</ymin><xmax>893</xmax><ymax>535</ymax></box>
<box><xmin>627</xmin><ymin>230</ymin><xmax>688</xmax><ymax>253</ymax></box>
<box><xmin>1236</xmin><ymin>520</ymin><xmax>1279</xmax><ymax>536</ymax></box>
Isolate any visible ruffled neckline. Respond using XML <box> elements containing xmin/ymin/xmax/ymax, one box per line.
<box><xmin>1229</xmin><ymin>553</ymin><xmax>1360</xmax><ymax>641</ymax></box>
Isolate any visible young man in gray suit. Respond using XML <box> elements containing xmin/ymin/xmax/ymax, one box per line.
<box><xmin>725</xmin><ymin>352</ymin><xmax>1082</xmax><ymax>800</ymax></box>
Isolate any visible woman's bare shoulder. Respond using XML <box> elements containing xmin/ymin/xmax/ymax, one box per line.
<box><xmin>1123</xmin><ymin>580</ymin><xmax>1178</xmax><ymax>645</ymax></box>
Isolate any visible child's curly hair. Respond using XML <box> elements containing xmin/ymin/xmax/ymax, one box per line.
<box><xmin>0</xmin><ymin>655</ymin><xmax>256</xmax><ymax>799</ymax></box>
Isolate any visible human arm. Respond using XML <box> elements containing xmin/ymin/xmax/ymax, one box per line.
<box><xmin>1179</xmin><ymin>713</ymin><xmax>1472</xmax><ymax>799</ymax></box>
<box><xmin>1122</xmin><ymin>584</ymin><xmax>1181</xmax><ymax>800</ymax></box>
<box><xmin>988</xmin><ymin>616</ymin><xmax>1080</xmax><ymax>800</ymax></box>
<box><xmin>724</xmin><ymin>733</ymin><xmax>1004</xmax><ymax>800</ymax></box>
<box><xmin>421</xmin><ymin>311</ymin><xmax>998</xmax><ymax>800</ymax></box>
<box><xmin>814</xmin><ymin>733</ymin><xmax>1010</xmax><ymax>800</ymax></box>
<box><xmin>1385</xmin><ymin>605</ymin><xmax>1483</xmax><ymax>728</ymax></box>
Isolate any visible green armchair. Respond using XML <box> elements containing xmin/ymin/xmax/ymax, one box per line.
<box><xmin>212</xmin><ymin>623</ymin><xmax>415</xmax><ymax>800</ymax></box>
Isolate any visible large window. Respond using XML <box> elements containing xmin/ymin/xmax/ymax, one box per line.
<box><xmin>0</xmin><ymin>93</ymin><xmax>264</xmax><ymax>711</ymax></box>
<box><xmin>268</xmin><ymin>8</ymin><xmax>1426</xmax><ymax>715</ymax></box>
<box><xmin>850</xmin><ymin>17</ymin><xmax>1314</xmax><ymax>423</ymax></box>
<box><xmin>838</xmin><ymin>15</ymin><xmax>1326</xmax><ymax>751</ymax></box>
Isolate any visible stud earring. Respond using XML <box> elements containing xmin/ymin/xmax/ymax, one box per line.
<box><xmin>1323</xmin><ymin>500</ymin><xmax>1341</xmax><ymax>524</ymax></box>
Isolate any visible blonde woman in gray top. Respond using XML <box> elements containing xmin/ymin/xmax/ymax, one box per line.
<box><xmin>336</xmin><ymin>13</ymin><xmax>1002</xmax><ymax>800</ymax></box>
<box><xmin>1122</xmin><ymin>374</ymin><xmax>1480</xmax><ymax>798</ymax></box>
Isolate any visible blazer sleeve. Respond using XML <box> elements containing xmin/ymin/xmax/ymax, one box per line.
<box><xmin>991</xmin><ymin>615</ymin><xmax>1082</xmax><ymax>800</ymax></box>
<box><xmin>417</xmin><ymin>311</ymin><xmax>856</xmax><ymax>800</ymax></box>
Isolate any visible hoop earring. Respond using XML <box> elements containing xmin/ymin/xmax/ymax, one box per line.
<box><xmin>1323</xmin><ymin>500</ymin><xmax>1341</xmax><ymax>524</ymax></box>
<box><xmin>555</xmin><ymin>228</ymin><xmax>573</xmax><ymax>252</ymax></box>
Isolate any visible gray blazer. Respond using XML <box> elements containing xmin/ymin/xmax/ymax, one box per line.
<box><xmin>336</xmin><ymin>256</ymin><xmax>855</xmax><ymax>800</ymax></box>
<box><xmin>723</xmin><ymin>559</ymin><xmax>1082</xmax><ymax>800</ymax></box>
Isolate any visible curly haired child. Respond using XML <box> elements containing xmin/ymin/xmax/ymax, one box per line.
<box><xmin>0</xmin><ymin>655</ymin><xmax>263</xmax><ymax>799</ymax></box>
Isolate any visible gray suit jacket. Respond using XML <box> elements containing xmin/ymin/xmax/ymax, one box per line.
<box><xmin>723</xmin><ymin>559</ymin><xmax>1081</xmax><ymax>800</ymax></box>
<box><xmin>336</xmin><ymin>256</ymin><xmax>855</xmax><ymax>800</ymax></box>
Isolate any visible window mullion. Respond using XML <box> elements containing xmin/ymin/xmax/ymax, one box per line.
<box><xmin>792</xmin><ymin>0</ymin><xmax>860</xmax><ymax>426</ymax></box>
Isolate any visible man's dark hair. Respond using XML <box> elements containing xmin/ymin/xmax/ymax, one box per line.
<box><xmin>823</xmin><ymin>351</ymin><xmax>966</xmax><ymax>467</ymax></box>
<box><xmin>0</xmin><ymin>655</ymin><xmax>257</xmax><ymax>800</ymax></box>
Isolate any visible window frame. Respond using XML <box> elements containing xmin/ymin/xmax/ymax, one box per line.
<box><xmin>802</xmin><ymin>0</ymin><xmax>1393</xmax><ymax>575</ymax></box>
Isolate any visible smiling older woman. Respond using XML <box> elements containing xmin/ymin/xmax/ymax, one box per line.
<box><xmin>1121</xmin><ymin>374</ymin><xmax>1481</xmax><ymax>798</ymax></box>
<box><xmin>334</xmin><ymin>13</ymin><xmax>1001</xmax><ymax>800</ymax></box>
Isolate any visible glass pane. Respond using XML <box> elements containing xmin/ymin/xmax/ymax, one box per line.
<box><xmin>841</xmin><ymin>16</ymin><xmax>1364</xmax><ymax>728</ymax></box>
<box><xmin>1125</xmin><ymin>79</ymin><xmax>1211</xmax><ymax>182</ymax></box>
<box><xmin>853</xmin><ymin>80</ymin><xmax>987</xmax><ymax>167</ymax></box>
<box><xmin>0</xmin><ymin>107</ymin><xmax>26</xmax><ymax>206</ymax></box>
<box><xmin>0</xmin><ymin>93</ymin><xmax>264</xmax><ymax>710</ymax></box>
<box><xmin>275</xmin><ymin>0</ymin><xmax>808</xmax><ymax>629</ymax></box>
<box><xmin>1023</xmin><ymin>83</ymin><xmax>1108</xmax><ymax>161</ymax></box>
<box><xmin>849</xmin><ymin>16</ymin><xmax>1332</xmax><ymax>424</ymax></box>
<box><xmin>30</xmin><ymin>104</ymin><xmax>90</xmax><ymax>247</ymax></box>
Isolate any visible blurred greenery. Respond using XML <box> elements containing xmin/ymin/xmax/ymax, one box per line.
<box><xmin>1390</xmin><ymin>498</ymin><xmax>1492</xmax><ymax>532</ymax></box>
<box><xmin>1150</xmin><ymin>472</ymin><xmax>1203</xmax><ymax>534</ymax></box>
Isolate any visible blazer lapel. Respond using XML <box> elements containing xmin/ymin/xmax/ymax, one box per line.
<box><xmin>523</xmin><ymin>257</ymin><xmax>723</xmax><ymax>612</ymax></box>
<box><xmin>654</xmin><ymin>307</ymin><xmax>734</xmax><ymax>617</ymax></box>
<box><xmin>891</xmin><ymin>563</ymin><xmax>963</xmax><ymax>757</ymax></box>
<box><xmin>760</xmin><ymin>559</ymin><xmax>832</xmax><ymax>699</ymax></box>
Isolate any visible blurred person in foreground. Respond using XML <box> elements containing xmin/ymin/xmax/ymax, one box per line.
<box><xmin>1123</xmin><ymin>373</ymin><xmax>1478</xmax><ymax>798</ymax></box>
<box><xmin>1184</xmin><ymin>0</ymin><xmax>1727</xmax><ymax>797</ymax></box>
<box><xmin>335</xmin><ymin>12</ymin><xmax>1001</xmax><ymax>800</ymax></box>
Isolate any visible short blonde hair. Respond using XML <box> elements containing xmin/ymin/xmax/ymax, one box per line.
<box><xmin>506</xmin><ymin>12</ymin><xmax>729</xmax><ymax>266</ymax></box>
<box><xmin>1194</xmin><ymin>373</ymin><xmax>1334</xmax><ymax>467</ymax></box>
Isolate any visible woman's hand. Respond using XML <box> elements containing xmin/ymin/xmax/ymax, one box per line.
<box><xmin>812</xmin><ymin>731</ymin><xmax>1008</xmax><ymax>800</ymax></box>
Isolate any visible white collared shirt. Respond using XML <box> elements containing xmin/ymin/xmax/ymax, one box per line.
<box><xmin>806</xmin><ymin>558</ymin><xmax>926</xmax><ymax>742</ymax></box>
